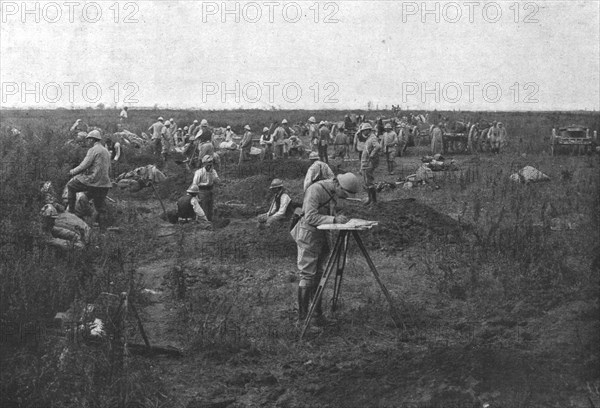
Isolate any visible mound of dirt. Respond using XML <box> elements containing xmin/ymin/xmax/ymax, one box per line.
<box><xmin>209</xmin><ymin>198</ymin><xmax>471</xmax><ymax>258</ymax></box>
<box><xmin>346</xmin><ymin>199</ymin><xmax>472</xmax><ymax>254</ymax></box>
<box><xmin>219</xmin><ymin>175</ymin><xmax>273</xmax><ymax>207</ymax></box>
<box><xmin>218</xmin><ymin>157</ymin><xmax>312</xmax><ymax>180</ymax></box>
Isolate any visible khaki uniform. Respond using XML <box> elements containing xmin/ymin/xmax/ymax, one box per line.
<box><xmin>332</xmin><ymin>131</ymin><xmax>349</xmax><ymax>159</ymax></box>
<box><xmin>303</xmin><ymin>160</ymin><xmax>335</xmax><ymax>192</ymax></box>
<box><xmin>382</xmin><ymin>131</ymin><xmax>398</xmax><ymax>161</ymax></box>
<box><xmin>259</xmin><ymin>190</ymin><xmax>292</xmax><ymax>226</ymax></box>
<box><xmin>67</xmin><ymin>142</ymin><xmax>112</xmax><ymax>229</ymax></box>
<box><xmin>431</xmin><ymin>126</ymin><xmax>443</xmax><ymax>155</ymax></box>
<box><xmin>318</xmin><ymin>126</ymin><xmax>330</xmax><ymax>163</ymax></box>
<box><xmin>239</xmin><ymin>131</ymin><xmax>253</xmax><ymax>165</ymax></box>
<box><xmin>193</xmin><ymin>167</ymin><xmax>219</xmax><ymax>221</ymax></box>
<box><xmin>272</xmin><ymin>126</ymin><xmax>286</xmax><ymax>158</ymax></box>
<box><xmin>354</xmin><ymin>131</ymin><xmax>367</xmax><ymax>159</ymax></box>
<box><xmin>149</xmin><ymin>121</ymin><xmax>164</xmax><ymax>156</ymax></box>
<box><xmin>361</xmin><ymin>134</ymin><xmax>381</xmax><ymax>186</ymax></box>
<box><xmin>290</xmin><ymin>180</ymin><xmax>337</xmax><ymax>287</ymax></box>
<box><xmin>488</xmin><ymin>125</ymin><xmax>507</xmax><ymax>153</ymax></box>
<box><xmin>308</xmin><ymin>124</ymin><xmax>319</xmax><ymax>152</ymax></box>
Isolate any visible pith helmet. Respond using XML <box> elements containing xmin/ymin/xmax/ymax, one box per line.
<box><xmin>384</xmin><ymin>123</ymin><xmax>393</xmax><ymax>130</ymax></box>
<box><xmin>244</xmin><ymin>125</ymin><xmax>251</xmax><ymax>131</ymax></box>
<box><xmin>187</xmin><ymin>184</ymin><xmax>200</xmax><ymax>194</ymax></box>
<box><xmin>337</xmin><ymin>173</ymin><xmax>359</xmax><ymax>194</ymax></box>
<box><xmin>360</xmin><ymin>123</ymin><xmax>373</xmax><ymax>131</ymax></box>
<box><xmin>158</xmin><ymin>117</ymin><xmax>164</xmax><ymax>121</ymax></box>
<box><xmin>269</xmin><ymin>178</ymin><xmax>283</xmax><ymax>189</ymax></box>
<box><xmin>309</xmin><ymin>151</ymin><xmax>319</xmax><ymax>160</ymax></box>
<box><xmin>282</xmin><ymin>119</ymin><xmax>288</xmax><ymax>124</ymax></box>
<box><xmin>308</xmin><ymin>116</ymin><xmax>316</xmax><ymax>123</ymax></box>
<box><xmin>87</xmin><ymin>130</ymin><xmax>102</xmax><ymax>140</ymax></box>
<box><xmin>201</xmin><ymin>119</ymin><xmax>208</xmax><ymax>127</ymax></box>
<box><xmin>263</xmin><ymin>127</ymin><xmax>270</xmax><ymax>133</ymax></box>
<box><xmin>202</xmin><ymin>155</ymin><xmax>213</xmax><ymax>164</ymax></box>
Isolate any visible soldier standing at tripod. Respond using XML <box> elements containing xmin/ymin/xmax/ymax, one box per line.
<box><xmin>290</xmin><ymin>173</ymin><xmax>360</xmax><ymax>324</ymax></box>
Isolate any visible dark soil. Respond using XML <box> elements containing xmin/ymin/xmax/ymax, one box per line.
<box><xmin>346</xmin><ymin>198</ymin><xmax>473</xmax><ymax>254</ymax></box>
<box><xmin>217</xmin><ymin>154</ymin><xmax>312</xmax><ymax>180</ymax></box>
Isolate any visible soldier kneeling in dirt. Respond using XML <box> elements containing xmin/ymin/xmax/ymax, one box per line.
<box><xmin>257</xmin><ymin>179</ymin><xmax>292</xmax><ymax>229</ymax></box>
<box><xmin>176</xmin><ymin>185</ymin><xmax>211</xmax><ymax>225</ymax></box>
<box><xmin>290</xmin><ymin>173</ymin><xmax>360</xmax><ymax>324</ymax></box>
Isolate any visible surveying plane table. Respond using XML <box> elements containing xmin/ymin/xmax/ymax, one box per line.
<box><xmin>300</xmin><ymin>219</ymin><xmax>403</xmax><ymax>339</ymax></box>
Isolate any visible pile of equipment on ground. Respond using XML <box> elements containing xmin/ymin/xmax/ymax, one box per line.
<box><xmin>116</xmin><ymin>165</ymin><xmax>167</xmax><ymax>192</ymax></box>
<box><xmin>401</xmin><ymin>154</ymin><xmax>459</xmax><ymax>189</ymax></box>
<box><xmin>39</xmin><ymin>182</ymin><xmax>92</xmax><ymax>250</ymax></box>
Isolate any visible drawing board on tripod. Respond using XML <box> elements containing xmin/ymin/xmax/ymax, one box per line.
<box><xmin>317</xmin><ymin>218</ymin><xmax>379</xmax><ymax>231</ymax></box>
<box><xmin>301</xmin><ymin>219</ymin><xmax>402</xmax><ymax>339</ymax></box>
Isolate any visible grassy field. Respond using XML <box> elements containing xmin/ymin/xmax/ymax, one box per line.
<box><xmin>1</xmin><ymin>108</ymin><xmax>599</xmax><ymax>408</ymax></box>
<box><xmin>3</xmin><ymin>107</ymin><xmax>600</xmax><ymax>151</ymax></box>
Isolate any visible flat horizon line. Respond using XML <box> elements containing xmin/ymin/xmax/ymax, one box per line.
<box><xmin>1</xmin><ymin>106</ymin><xmax>599</xmax><ymax>113</ymax></box>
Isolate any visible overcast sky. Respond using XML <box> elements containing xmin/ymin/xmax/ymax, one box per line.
<box><xmin>1</xmin><ymin>0</ymin><xmax>598</xmax><ymax>110</ymax></box>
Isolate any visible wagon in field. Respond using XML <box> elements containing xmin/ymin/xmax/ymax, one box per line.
<box><xmin>400</xmin><ymin>123</ymin><xmax>431</xmax><ymax>147</ymax></box>
<box><xmin>551</xmin><ymin>125</ymin><xmax>598</xmax><ymax>156</ymax></box>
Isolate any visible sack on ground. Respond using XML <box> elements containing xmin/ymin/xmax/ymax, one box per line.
<box><xmin>52</xmin><ymin>226</ymin><xmax>80</xmax><ymax>242</ymax></box>
<box><xmin>117</xmin><ymin>178</ymin><xmax>142</xmax><ymax>192</ymax></box>
<box><xmin>53</xmin><ymin>212</ymin><xmax>92</xmax><ymax>245</ymax></box>
<box><xmin>510</xmin><ymin>166</ymin><xmax>550</xmax><ymax>183</ymax></box>
<box><xmin>415</xmin><ymin>164</ymin><xmax>434</xmax><ymax>183</ymax></box>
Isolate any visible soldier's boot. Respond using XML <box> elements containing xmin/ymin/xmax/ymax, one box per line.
<box><xmin>367</xmin><ymin>187</ymin><xmax>377</xmax><ymax>206</ymax></box>
<box><xmin>310</xmin><ymin>287</ymin><xmax>327</xmax><ymax>326</ymax></box>
<box><xmin>297</xmin><ymin>285</ymin><xmax>311</xmax><ymax>322</ymax></box>
<box><xmin>67</xmin><ymin>191</ymin><xmax>77</xmax><ymax>214</ymax></box>
<box><xmin>363</xmin><ymin>185</ymin><xmax>372</xmax><ymax>206</ymax></box>
<box><xmin>389</xmin><ymin>161</ymin><xmax>395</xmax><ymax>175</ymax></box>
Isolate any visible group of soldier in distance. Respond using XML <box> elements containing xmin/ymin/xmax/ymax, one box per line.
<box><xmin>133</xmin><ymin>112</ymin><xmax>508</xmax><ymax>166</ymax></box>
<box><xmin>63</xmin><ymin>108</ymin><xmax>509</xmax><ymax>324</ymax></box>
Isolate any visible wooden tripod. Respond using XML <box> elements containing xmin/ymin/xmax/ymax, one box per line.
<box><xmin>300</xmin><ymin>223</ymin><xmax>404</xmax><ymax>339</ymax></box>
